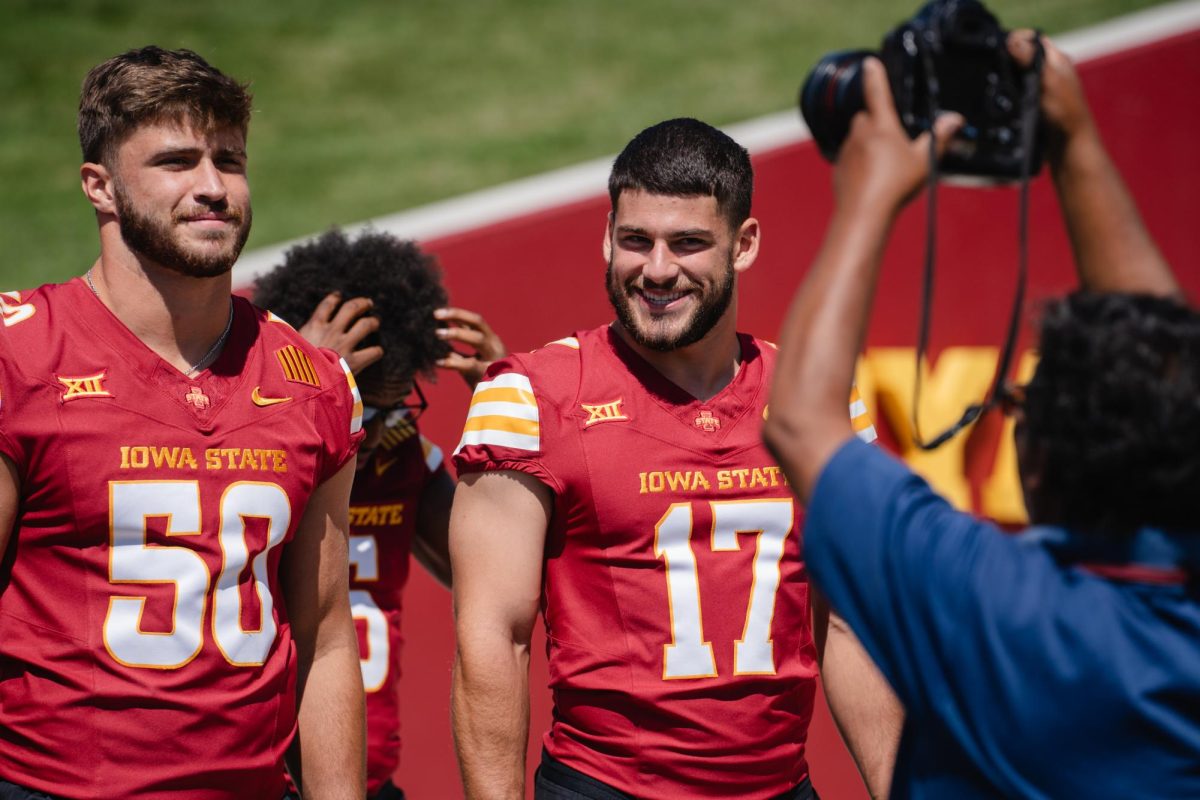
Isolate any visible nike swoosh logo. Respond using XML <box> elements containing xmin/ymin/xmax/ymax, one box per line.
<box><xmin>374</xmin><ymin>456</ymin><xmax>398</xmax><ymax>477</ymax></box>
<box><xmin>252</xmin><ymin>386</ymin><xmax>293</xmax><ymax>407</ymax></box>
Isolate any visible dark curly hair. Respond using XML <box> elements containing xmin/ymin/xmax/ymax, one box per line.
<box><xmin>1023</xmin><ymin>291</ymin><xmax>1200</xmax><ymax>536</ymax></box>
<box><xmin>252</xmin><ymin>228</ymin><xmax>450</xmax><ymax>392</ymax></box>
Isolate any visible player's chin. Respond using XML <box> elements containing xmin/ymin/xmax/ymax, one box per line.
<box><xmin>628</xmin><ymin>316</ymin><xmax>693</xmax><ymax>351</ymax></box>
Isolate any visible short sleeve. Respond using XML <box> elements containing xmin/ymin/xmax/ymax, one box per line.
<box><xmin>0</xmin><ymin>339</ymin><xmax>28</xmax><ymax>471</ymax></box>
<box><xmin>848</xmin><ymin>383</ymin><xmax>877</xmax><ymax>443</ymax></box>
<box><xmin>312</xmin><ymin>351</ymin><xmax>365</xmax><ymax>483</ymax></box>
<box><xmin>804</xmin><ymin>437</ymin><xmax>1022</xmax><ymax>717</ymax></box>
<box><xmin>451</xmin><ymin>356</ymin><xmax>557</xmax><ymax>488</ymax></box>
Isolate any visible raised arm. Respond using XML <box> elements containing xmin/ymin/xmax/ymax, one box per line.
<box><xmin>762</xmin><ymin>58</ymin><xmax>961</xmax><ymax>500</ymax></box>
<box><xmin>297</xmin><ymin>292</ymin><xmax>384</xmax><ymax>374</ymax></box>
<box><xmin>450</xmin><ymin>469</ymin><xmax>551</xmax><ymax>799</ymax></box>
<box><xmin>1008</xmin><ymin>32</ymin><xmax>1179</xmax><ymax>296</ymax></box>
<box><xmin>282</xmin><ymin>460</ymin><xmax>366</xmax><ymax>799</ymax></box>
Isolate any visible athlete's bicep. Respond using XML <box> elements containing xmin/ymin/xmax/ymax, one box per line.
<box><xmin>0</xmin><ymin>454</ymin><xmax>18</xmax><ymax>556</ymax></box>
<box><xmin>450</xmin><ymin>470</ymin><xmax>551</xmax><ymax>646</ymax></box>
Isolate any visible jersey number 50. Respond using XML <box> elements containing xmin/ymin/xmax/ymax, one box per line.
<box><xmin>103</xmin><ymin>480</ymin><xmax>290</xmax><ymax>670</ymax></box>
<box><xmin>655</xmin><ymin>498</ymin><xmax>794</xmax><ymax>680</ymax></box>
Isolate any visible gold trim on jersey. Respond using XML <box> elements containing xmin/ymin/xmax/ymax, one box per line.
<box><xmin>58</xmin><ymin>371</ymin><xmax>111</xmax><ymax>401</ymax></box>
<box><xmin>582</xmin><ymin>398</ymin><xmax>628</xmax><ymax>427</ymax></box>
<box><xmin>0</xmin><ymin>290</ymin><xmax>35</xmax><ymax>327</ymax></box>
<box><xmin>276</xmin><ymin>345</ymin><xmax>321</xmax><ymax>388</ymax></box>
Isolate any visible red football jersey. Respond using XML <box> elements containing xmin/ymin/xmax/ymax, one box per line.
<box><xmin>347</xmin><ymin>418</ymin><xmax>445</xmax><ymax>795</ymax></box>
<box><xmin>453</xmin><ymin>325</ymin><xmax>876</xmax><ymax>799</ymax></box>
<box><xmin>0</xmin><ymin>279</ymin><xmax>362</xmax><ymax>799</ymax></box>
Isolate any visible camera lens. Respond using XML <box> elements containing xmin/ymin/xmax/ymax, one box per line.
<box><xmin>799</xmin><ymin>49</ymin><xmax>874</xmax><ymax>162</ymax></box>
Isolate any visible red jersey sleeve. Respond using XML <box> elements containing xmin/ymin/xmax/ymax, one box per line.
<box><xmin>451</xmin><ymin>353</ymin><xmax>563</xmax><ymax>491</ymax></box>
<box><xmin>0</xmin><ymin>343</ymin><xmax>23</xmax><ymax>469</ymax></box>
<box><xmin>312</xmin><ymin>351</ymin><xmax>366</xmax><ymax>482</ymax></box>
<box><xmin>0</xmin><ymin>290</ymin><xmax>42</xmax><ymax>471</ymax></box>
<box><xmin>849</xmin><ymin>382</ymin><xmax>878</xmax><ymax>443</ymax></box>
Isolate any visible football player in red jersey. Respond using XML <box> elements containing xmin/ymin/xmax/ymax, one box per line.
<box><xmin>0</xmin><ymin>48</ymin><xmax>364</xmax><ymax>799</ymax></box>
<box><xmin>450</xmin><ymin>119</ymin><xmax>900</xmax><ymax>800</ymax></box>
<box><xmin>254</xmin><ymin>228</ymin><xmax>507</xmax><ymax>800</ymax></box>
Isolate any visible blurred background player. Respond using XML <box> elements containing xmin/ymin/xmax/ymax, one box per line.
<box><xmin>0</xmin><ymin>47</ymin><xmax>364</xmax><ymax>799</ymax></box>
<box><xmin>764</xmin><ymin>32</ymin><xmax>1199</xmax><ymax>798</ymax></box>
<box><xmin>449</xmin><ymin>118</ymin><xmax>893</xmax><ymax>800</ymax></box>
<box><xmin>254</xmin><ymin>228</ymin><xmax>507</xmax><ymax>800</ymax></box>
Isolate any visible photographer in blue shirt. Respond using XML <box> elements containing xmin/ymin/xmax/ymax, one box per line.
<box><xmin>764</xmin><ymin>32</ymin><xmax>1200</xmax><ymax>799</ymax></box>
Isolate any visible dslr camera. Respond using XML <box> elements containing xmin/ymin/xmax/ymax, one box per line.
<box><xmin>800</xmin><ymin>0</ymin><xmax>1042</xmax><ymax>181</ymax></box>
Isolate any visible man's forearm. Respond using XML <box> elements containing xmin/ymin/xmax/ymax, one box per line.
<box><xmin>819</xmin><ymin>613</ymin><xmax>903</xmax><ymax>800</ymax></box>
<box><xmin>1051</xmin><ymin>125</ymin><xmax>1179</xmax><ymax>296</ymax></box>
<box><xmin>293</xmin><ymin>639</ymin><xmax>366</xmax><ymax>800</ymax></box>
<box><xmin>452</xmin><ymin>638</ymin><xmax>531</xmax><ymax>799</ymax></box>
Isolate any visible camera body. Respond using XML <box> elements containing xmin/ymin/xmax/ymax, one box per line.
<box><xmin>800</xmin><ymin>0</ymin><xmax>1043</xmax><ymax>181</ymax></box>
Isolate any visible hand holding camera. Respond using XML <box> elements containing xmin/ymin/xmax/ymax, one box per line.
<box><xmin>801</xmin><ymin>0</ymin><xmax>1043</xmax><ymax>182</ymax></box>
<box><xmin>832</xmin><ymin>58</ymin><xmax>963</xmax><ymax>216</ymax></box>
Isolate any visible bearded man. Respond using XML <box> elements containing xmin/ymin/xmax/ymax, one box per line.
<box><xmin>0</xmin><ymin>47</ymin><xmax>364</xmax><ymax>799</ymax></box>
<box><xmin>449</xmin><ymin>118</ymin><xmax>894</xmax><ymax>800</ymax></box>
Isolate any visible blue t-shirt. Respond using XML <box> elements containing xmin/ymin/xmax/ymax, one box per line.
<box><xmin>806</xmin><ymin>438</ymin><xmax>1200</xmax><ymax>799</ymax></box>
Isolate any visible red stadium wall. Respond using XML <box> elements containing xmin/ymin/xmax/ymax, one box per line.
<box><xmin>388</xmin><ymin>30</ymin><xmax>1200</xmax><ymax>798</ymax></box>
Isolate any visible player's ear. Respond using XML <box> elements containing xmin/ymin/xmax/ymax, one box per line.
<box><xmin>602</xmin><ymin>211</ymin><xmax>615</xmax><ymax>262</ymax></box>
<box><xmin>81</xmin><ymin>162</ymin><xmax>117</xmax><ymax>216</ymax></box>
<box><xmin>732</xmin><ymin>217</ymin><xmax>760</xmax><ymax>274</ymax></box>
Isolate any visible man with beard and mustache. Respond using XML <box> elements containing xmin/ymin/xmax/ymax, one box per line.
<box><xmin>0</xmin><ymin>47</ymin><xmax>365</xmax><ymax>799</ymax></box>
<box><xmin>450</xmin><ymin>118</ymin><xmax>892</xmax><ymax>800</ymax></box>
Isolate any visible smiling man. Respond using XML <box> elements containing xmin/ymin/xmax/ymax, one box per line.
<box><xmin>449</xmin><ymin>118</ymin><xmax>891</xmax><ymax>800</ymax></box>
<box><xmin>0</xmin><ymin>47</ymin><xmax>364</xmax><ymax>799</ymax></box>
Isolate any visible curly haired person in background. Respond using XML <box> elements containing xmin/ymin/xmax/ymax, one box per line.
<box><xmin>255</xmin><ymin>228</ymin><xmax>506</xmax><ymax>800</ymax></box>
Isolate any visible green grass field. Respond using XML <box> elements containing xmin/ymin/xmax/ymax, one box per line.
<box><xmin>0</xmin><ymin>0</ymin><xmax>1169</xmax><ymax>289</ymax></box>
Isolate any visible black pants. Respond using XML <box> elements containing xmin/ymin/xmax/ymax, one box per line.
<box><xmin>534</xmin><ymin>751</ymin><xmax>817</xmax><ymax>800</ymax></box>
<box><xmin>371</xmin><ymin>780</ymin><xmax>407</xmax><ymax>800</ymax></box>
<box><xmin>0</xmin><ymin>781</ymin><xmax>59</xmax><ymax>800</ymax></box>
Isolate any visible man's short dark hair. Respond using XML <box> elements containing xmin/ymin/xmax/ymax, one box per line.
<box><xmin>608</xmin><ymin>118</ymin><xmax>753</xmax><ymax>228</ymax></box>
<box><xmin>1023</xmin><ymin>291</ymin><xmax>1200</xmax><ymax>536</ymax></box>
<box><xmin>253</xmin><ymin>229</ymin><xmax>451</xmax><ymax>392</ymax></box>
<box><xmin>78</xmin><ymin>46</ymin><xmax>252</xmax><ymax>166</ymax></box>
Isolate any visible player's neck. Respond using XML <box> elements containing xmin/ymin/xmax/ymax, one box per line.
<box><xmin>614</xmin><ymin>312</ymin><xmax>743</xmax><ymax>402</ymax></box>
<box><xmin>87</xmin><ymin>248</ymin><xmax>234</xmax><ymax>376</ymax></box>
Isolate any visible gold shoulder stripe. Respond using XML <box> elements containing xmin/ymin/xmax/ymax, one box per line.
<box><xmin>267</xmin><ymin>311</ymin><xmax>295</xmax><ymax>329</ymax></box>
<box><xmin>277</xmin><ymin>345</ymin><xmax>321</xmax><ymax>388</ymax></box>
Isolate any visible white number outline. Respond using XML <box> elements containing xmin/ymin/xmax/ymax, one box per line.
<box><xmin>348</xmin><ymin>534</ymin><xmax>390</xmax><ymax>693</ymax></box>
<box><xmin>103</xmin><ymin>480</ymin><xmax>290</xmax><ymax>670</ymax></box>
<box><xmin>655</xmin><ymin>498</ymin><xmax>795</xmax><ymax>680</ymax></box>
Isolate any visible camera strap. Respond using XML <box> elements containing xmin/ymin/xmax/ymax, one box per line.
<box><xmin>910</xmin><ymin>34</ymin><xmax>1045</xmax><ymax>451</ymax></box>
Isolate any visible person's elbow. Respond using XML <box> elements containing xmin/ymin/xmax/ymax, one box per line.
<box><xmin>763</xmin><ymin>408</ymin><xmax>852</xmax><ymax>502</ymax></box>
